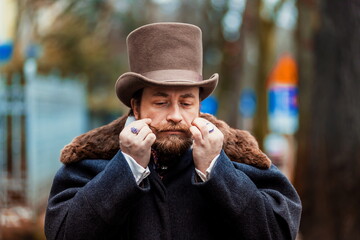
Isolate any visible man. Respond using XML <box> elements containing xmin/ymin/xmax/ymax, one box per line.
<box><xmin>45</xmin><ymin>22</ymin><xmax>301</xmax><ymax>240</ymax></box>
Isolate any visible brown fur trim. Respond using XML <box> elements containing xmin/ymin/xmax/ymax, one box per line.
<box><xmin>60</xmin><ymin>113</ymin><xmax>271</xmax><ymax>169</ymax></box>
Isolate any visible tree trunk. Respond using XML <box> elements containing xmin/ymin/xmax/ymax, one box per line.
<box><xmin>294</xmin><ymin>0</ymin><xmax>360</xmax><ymax>239</ymax></box>
<box><xmin>252</xmin><ymin>0</ymin><xmax>276</xmax><ymax>148</ymax></box>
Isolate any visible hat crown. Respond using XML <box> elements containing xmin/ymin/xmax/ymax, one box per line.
<box><xmin>127</xmin><ymin>23</ymin><xmax>203</xmax><ymax>75</ymax></box>
<box><xmin>115</xmin><ymin>22</ymin><xmax>218</xmax><ymax>108</ymax></box>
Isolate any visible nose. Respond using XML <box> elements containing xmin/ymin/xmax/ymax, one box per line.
<box><xmin>166</xmin><ymin>104</ymin><xmax>183</xmax><ymax>123</ymax></box>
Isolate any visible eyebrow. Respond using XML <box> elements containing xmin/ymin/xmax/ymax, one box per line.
<box><xmin>152</xmin><ymin>92</ymin><xmax>169</xmax><ymax>97</ymax></box>
<box><xmin>152</xmin><ymin>92</ymin><xmax>196</xmax><ymax>98</ymax></box>
<box><xmin>180</xmin><ymin>93</ymin><xmax>196</xmax><ymax>99</ymax></box>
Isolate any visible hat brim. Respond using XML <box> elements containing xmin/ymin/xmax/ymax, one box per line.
<box><xmin>115</xmin><ymin>72</ymin><xmax>218</xmax><ymax>107</ymax></box>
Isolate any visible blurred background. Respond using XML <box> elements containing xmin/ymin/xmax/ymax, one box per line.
<box><xmin>0</xmin><ymin>0</ymin><xmax>359</xmax><ymax>239</ymax></box>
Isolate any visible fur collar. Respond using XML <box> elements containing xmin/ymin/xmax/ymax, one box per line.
<box><xmin>60</xmin><ymin>113</ymin><xmax>271</xmax><ymax>169</ymax></box>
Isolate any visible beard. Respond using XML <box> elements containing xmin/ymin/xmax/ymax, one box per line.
<box><xmin>149</xmin><ymin>122</ymin><xmax>193</xmax><ymax>165</ymax></box>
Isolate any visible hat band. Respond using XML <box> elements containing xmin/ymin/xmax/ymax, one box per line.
<box><xmin>142</xmin><ymin>69</ymin><xmax>202</xmax><ymax>82</ymax></box>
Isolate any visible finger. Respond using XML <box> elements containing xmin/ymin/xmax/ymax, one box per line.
<box><xmin>126</xmin><ymin>118</ymin><xmax>152</xmax><ymax>134</ymax></box>
<box><xmin>139</xmin><ymin>118</ymin><xmax>152</xmax><ymax>125</ymax></box>
<box><xmin>143</xmin><ymin>132</ymin><xmax>156</xmax><ymax>147</ymax></box>
<box><xmin>193</xmin><ymin>117</ymin><xmax>217</xmax><ymax>134</ymax></box>
<box><xmin>206</xmin><ymin>122</ymin><xmax>215</xmax><ymax>134</ymax></box>
<box><xmin>192</xmin><ymin>118</ymin><xmax>209</xmax><ymax>139</ymax></box>
<box><xmin>189</xmin><ymin>125</ymin><xmax>203</xmax><ymax>144</ymax></box>
<box><xmin>136</xmin><ymin>125</ymin><xmax>153</xmax><ymax>140</ymax></box>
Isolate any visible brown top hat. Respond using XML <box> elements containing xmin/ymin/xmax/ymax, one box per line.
<box><xmin>115</xmin><ymin>22</ymin><xmax>219</xmax><ymax>107</ymax></box>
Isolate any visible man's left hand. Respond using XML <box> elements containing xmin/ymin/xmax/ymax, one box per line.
<box><xmin>190</xmin><ymin>118</ymin><xmax>224</xmax><ymax>174</ymax></box>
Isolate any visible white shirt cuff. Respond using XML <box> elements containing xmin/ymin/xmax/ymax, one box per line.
<box><xmin>195</xmin><ymin>154</ymin><xmax>220</xmax><ymax>182</ymax></box>
<box><xmin>122</xmin><ymin>152</ymin><xmax>151</xmax><ymax>185</ymax></box>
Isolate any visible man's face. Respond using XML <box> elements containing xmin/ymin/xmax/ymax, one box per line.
<box><xmin>134</xmin><ymin>86</ymin><xmax>200</xmax><ymax>128</ymax></box>
<box><xmin>132</xmin><ymin>86</ymin><xmax>200</xmax><ymax>156</ymax></box>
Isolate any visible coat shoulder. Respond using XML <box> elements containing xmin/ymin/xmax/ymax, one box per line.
<box><xmin>60</xmin><ymin>114</ymin><xmax>271</xmax><ymax>169</ymax></box>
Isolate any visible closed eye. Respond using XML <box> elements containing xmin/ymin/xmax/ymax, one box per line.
<box><xmin>154</xmin><ymin>102</ymin><xmax>167</xmax><ymax>106</ymax></box>
<box><xmin>181</xmin><ymin>102</ymin><xmax>193</xmax><ymax>107</ymax></box>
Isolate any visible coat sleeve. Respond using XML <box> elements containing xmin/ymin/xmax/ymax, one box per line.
<box><xmin>44</xmin><ymin>151</ymin><xmax>150</xmax><ymax>240</ymax></box>
<box><xmin>192</xmin><ymin>150</ymin><xmax>302</xmax><ymax>240</ymax></box>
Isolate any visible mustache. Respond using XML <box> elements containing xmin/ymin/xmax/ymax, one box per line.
<box><xmin>149</xmin><ymin>123</ymin><xmax>192</xmax><ymax>135</ymax></box>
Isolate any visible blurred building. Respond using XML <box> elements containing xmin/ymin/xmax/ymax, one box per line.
<box><xmin>0</xmin><ymin>59</ymin><xmax>88</xmax><ymax>238</ymax></box>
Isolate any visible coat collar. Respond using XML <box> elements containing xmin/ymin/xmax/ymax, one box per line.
<box><xmin>60</xmin><ymin>113</ymin><xmax>271</xmax><ymax>169</ymax></box>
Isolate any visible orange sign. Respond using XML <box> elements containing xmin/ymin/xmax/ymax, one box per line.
<box><xmin>268</xmin><ymin>54</ymin><xmax>298</xmax><ymax>87</ymax></box>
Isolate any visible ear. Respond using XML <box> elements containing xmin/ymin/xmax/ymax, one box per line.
<box><xmin>130</xmin><ymin>98</ymin><xmax>140</xmax><ymax>120</ymax></box>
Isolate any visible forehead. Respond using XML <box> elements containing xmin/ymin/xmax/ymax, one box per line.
<box><xmin>142</xmin><ymin>86</ymin><xmax>200</xmax><ymax>97</ymax></box>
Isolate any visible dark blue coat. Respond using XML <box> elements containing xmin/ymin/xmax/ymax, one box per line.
<box><xmin>45</xmin><ymin>149</ymin><xmax>301</xmax><ymax>240</ymax></box>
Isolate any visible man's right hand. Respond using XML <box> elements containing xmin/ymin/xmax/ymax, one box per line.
<box><xmin>119</xmin><ymin>118</ymin><xmax>156</xmax><ymax>168</ymax></box>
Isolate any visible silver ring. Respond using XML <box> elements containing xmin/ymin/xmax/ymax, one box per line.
<box><xmin>130</xmin><ymin>127</ymin><xmax>139</xmax><ymax>135</ymax></box>
<box><xmin>206</xmin><ymin>123</ymin><xmax>215</xmax><ymax>133</ymax></box>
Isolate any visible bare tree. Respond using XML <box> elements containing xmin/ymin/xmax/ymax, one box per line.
<box><xmin>251</xmin><ymin>0</ymin><xmax>287</xmax><ymax>147</ymax></box>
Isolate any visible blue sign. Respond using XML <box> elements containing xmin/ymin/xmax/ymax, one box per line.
<box><xmin>268</xmin><ymin>86</ymin><xmax>298</xmax><ymax>134</ymax></box>
<box><xmin>200</xmin><ymin>95</ymin><xmax>218</xmax><ymax>115</ymax></box>
<box><xmin>0</xmin><ymin>42</ymin><xmax>13</xmax><ymax>64</ymax></box>
<box><xmin>26</xmin><ymin>44</ymin><xmax>42</xmax><ymax>59</ymax></box>
<box><xmin>239</xmin><ymin>88</ymin><xmax>257</xmax><ymax>118</ymax></box>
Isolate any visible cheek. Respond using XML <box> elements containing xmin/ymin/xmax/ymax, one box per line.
<box><xmin>150</xmin><ymin>117</ymin><xmax>164</xmax><ymax>126</ymax></box>
<box><xmin>141</xmin><ymin>111</ymin><xmax>165</xmax><ymax>125</ymax></box>
<box><xmin>183</xmin><ymin>111</ymin><xmax>199</xmax><ymax>126</ymax></box>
